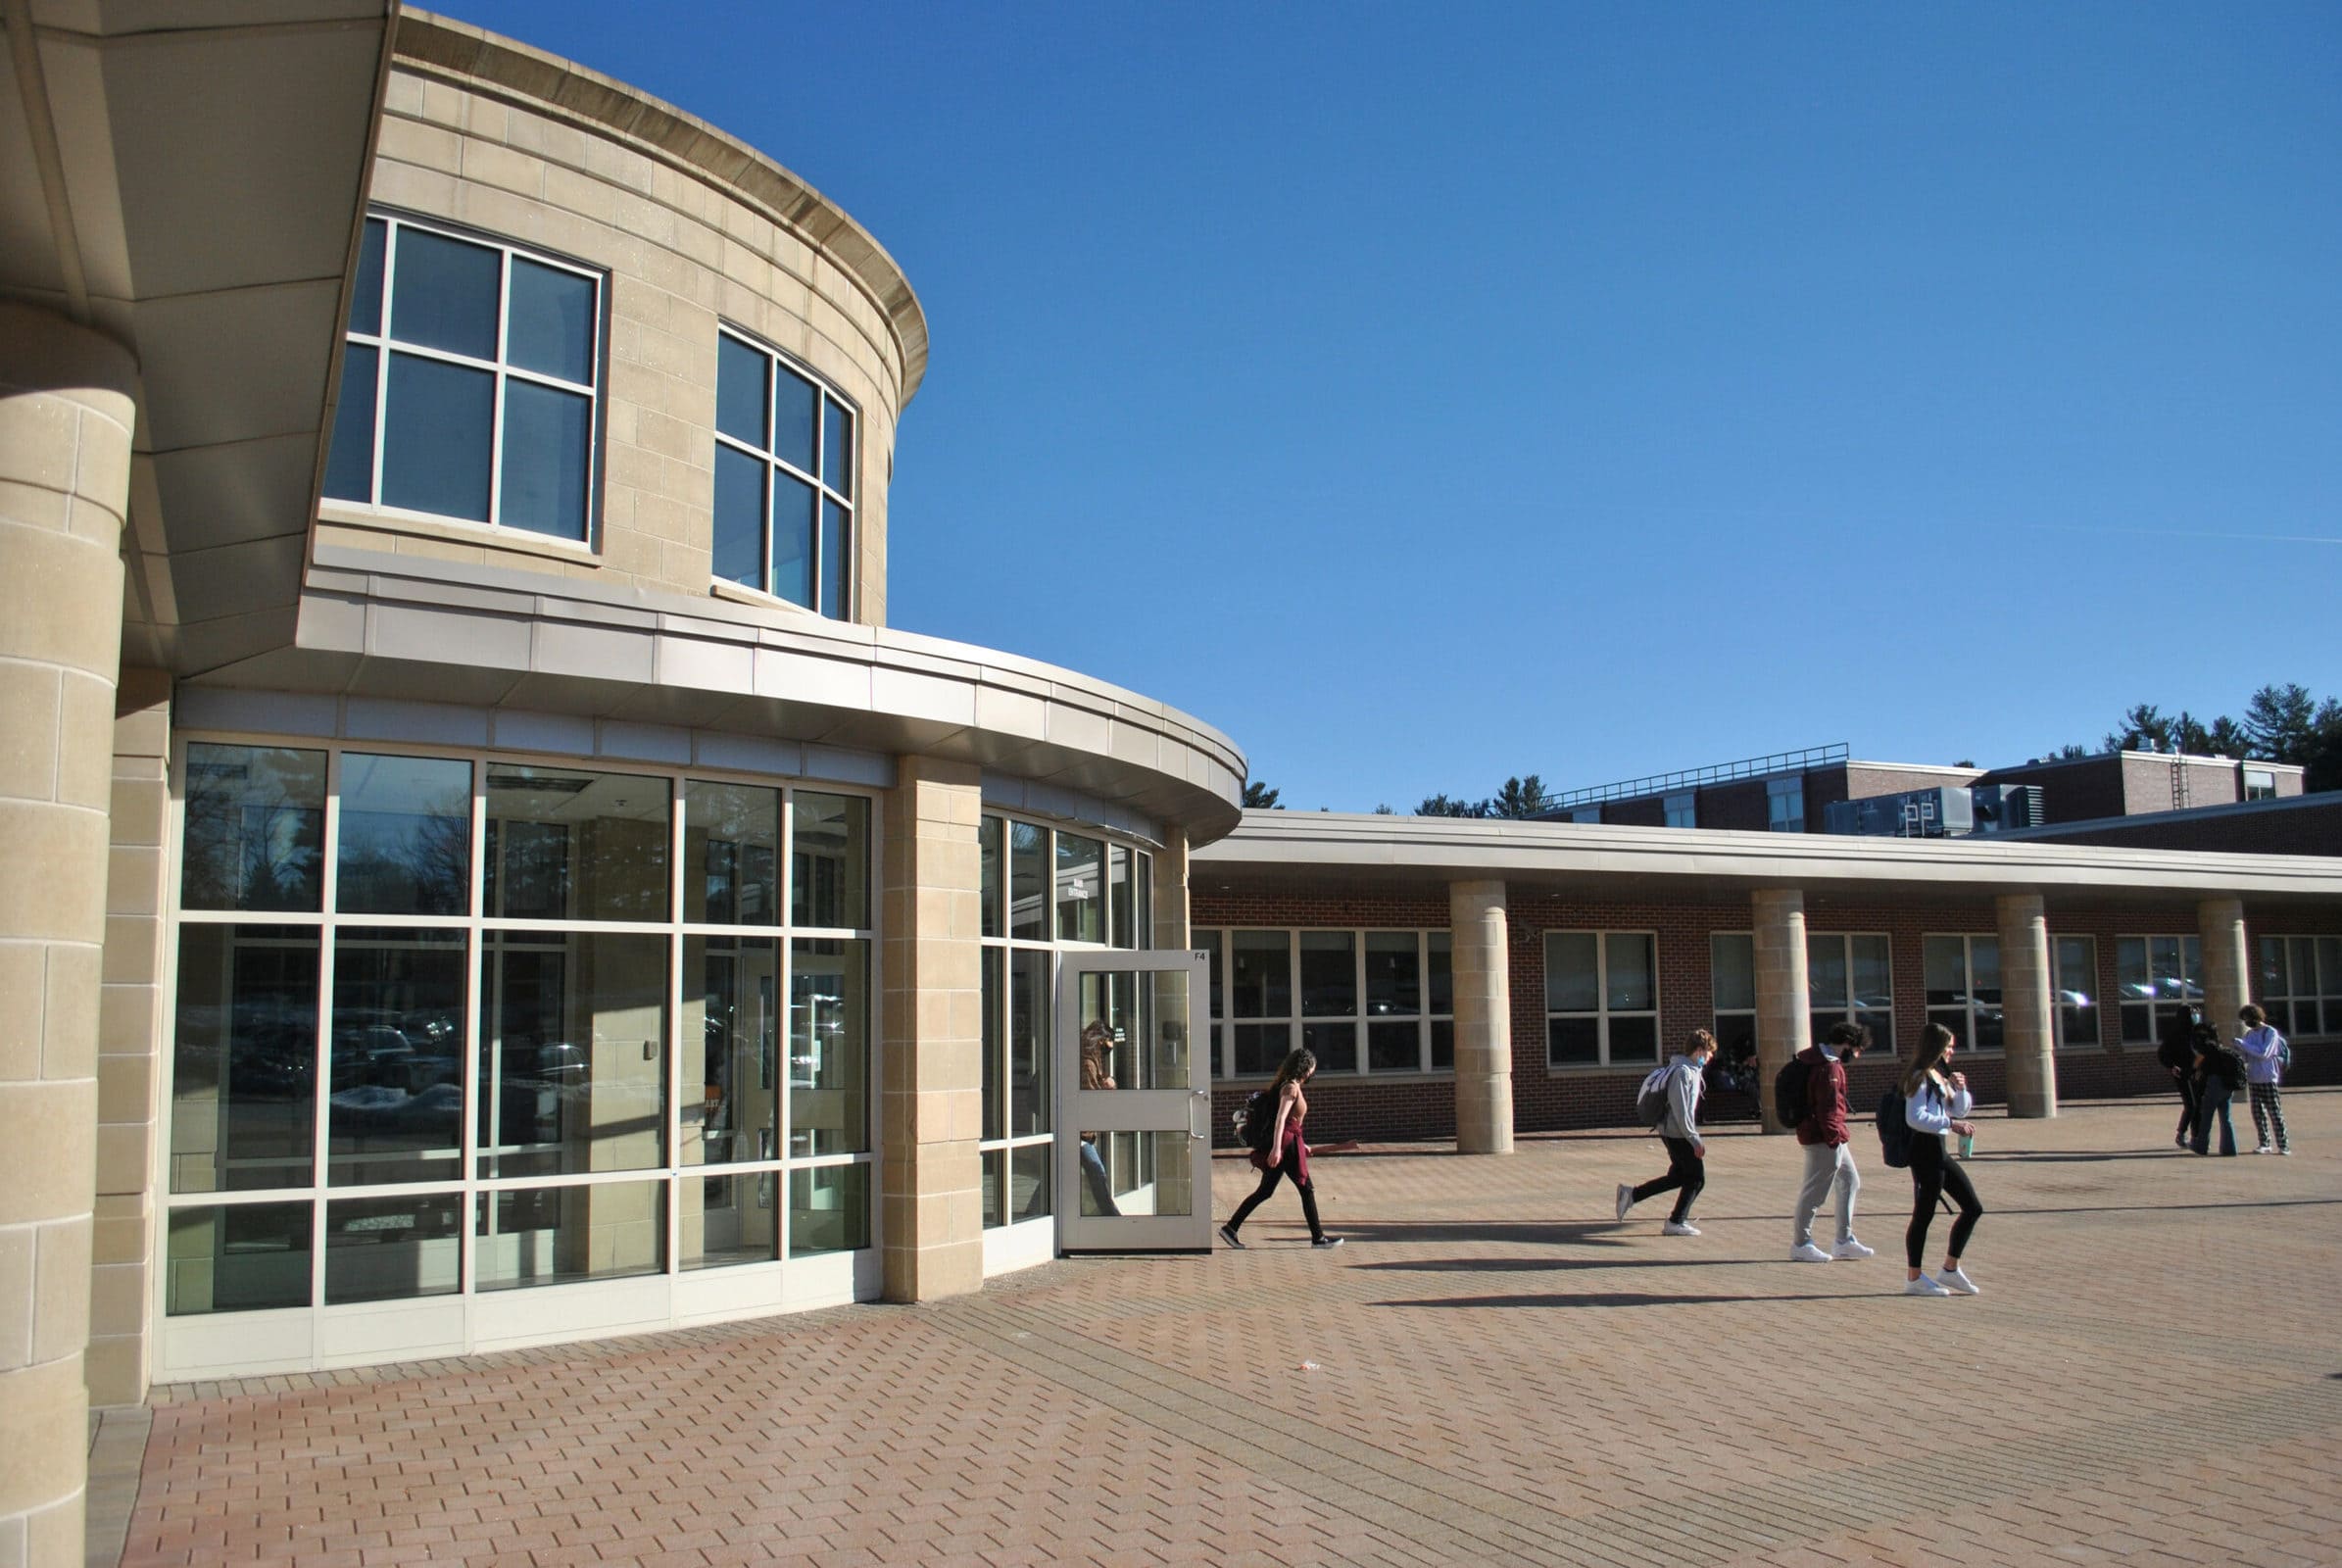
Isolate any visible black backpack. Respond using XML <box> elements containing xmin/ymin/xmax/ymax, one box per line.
<box><xmin>1876</xmin><ymin>1086</ymin><xmax>1914</xmax><ymax>1169</ymax></box>
<box><xmin>1773</xmin><ymin>1055</ymin><xmax>1812</xmax><ymax>1130</ymax></box>
<box><xmin>1635</xmin><ymin>1065</ymin><xmax>1673</xmax><ymax>1129</ymax></box>
<box><xmin>1238</xmin><ymin>1090</ymin><xmax>1277</xmax><ymax>1151</ymax></box>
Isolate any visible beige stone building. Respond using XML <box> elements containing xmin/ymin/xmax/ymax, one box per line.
<box><xmin>4</xmin><ymin>8</ymin><xmax>2340</xmax><ymax>1566</ymax></box>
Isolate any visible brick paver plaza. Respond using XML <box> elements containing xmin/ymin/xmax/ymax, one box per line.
<box><xmin>114</xmin><ymin>1092</ymin><xmax>2342</xmax><ymax>1567</ymax></box>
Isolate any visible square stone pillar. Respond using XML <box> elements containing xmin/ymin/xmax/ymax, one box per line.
<box><xmin>2198</xmin><ymin>897</ymin><xmax>2251</xmax><ymax>1050</ymax></box>
<box><xmin>0</xmin><ymin>303</ymin><xmax>139</xmax><ymax>1567</ymax></box>
<box><xmin>877</xmin><ymin>757</ymin><xmax>984</xmax><ymax>1302</ymax></box>
<box><xmin>1448</xmin><ymin>880</ymin><xmax>1513</xmax><ymax>1154</ymax></box>
<box><xmin>1751</xmin><ymin>889</ymin><xmax>1809</xmax><ymax>1133</ymax></box>
<box><xmin>1997</xmin><ymin>893</ymin><xmax>2057</xmax><ymax>1119</ymax></box>
<box><xmin>1150</xmin><ymin>828</ymin><xmax>1190</xmax><ymax>954</ymax></box>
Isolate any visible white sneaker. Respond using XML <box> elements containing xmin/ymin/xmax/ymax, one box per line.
<box><xmin>1615</xmin><ymin>1183</ymin><xmax>1635</xmax><ymax>1224</ymax></box>
<box><xmin>1789</xmin><ymin>1242</ymin><xmax>1832</xmax><ymax>1263</ymax></box>
<box><xmin>2254</xmin><ymin>1145</ymin><xmax>2274</xmax><ymax>1155</ymax></box>
<box><xmin>1904</xmin><ymin>1275</ymin><xmax>1952</xmax><ymax>1297</ymax></box>
<box><xmin>1662</xmin><ymin>1220</ymin><xmax>1700</xmax><ymax>1237</ymax></box>
<box><xmin>1936</xmin><ymin>1266</ymin><xmax>1980</xmax><ymax>1296</ymax></box>
<box><xmin>1831</xmin><ymin>1238</ymin><xmax>1877</xmax><ymax>1260</ymax></box>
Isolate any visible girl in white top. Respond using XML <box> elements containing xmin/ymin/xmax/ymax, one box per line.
<box><xmin>1901</xmin><ymin>1023</ymin><xmax>1984</xmax><ymax>1297</ymax></box>
<box><xmin>2233</xmin><ymin>1004</ymin><xmax>2292</xmax><ymax>1155</ymax></box>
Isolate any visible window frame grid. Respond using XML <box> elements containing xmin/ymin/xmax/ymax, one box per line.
<box><xmin>2114</xmin><ymin>933</ymin><xmax>2206</xmax><ymax>1047</ymax></box>
<box><xmin>711</xmin><ymin>323</ymin><xmax>858</xmax><ymax>618</ymax></box>
<box><xmin>2051</xmin><ymin>933</ymin><xmax>2101</xmax><ymax>1050</ymax></box>
<box><xmin>1805</xmin><ymin>930</ymin><xmax>1894</xmax><ymax>1051</ymax></box>
<box><xmin>334</xmin><ymin>210</ymin><xmax>606</xmax><ymax>542</ymax></box>
<box><xmin>1709</xmin><ymin>929</ymin><xmax>1757</xmax><ymax>1055</ymax></box>
<box><xmin>1543</xmin><ymin>928</ymin><xmax>1662</xmax><ymax>1070</ymax></box>
<box><xmin>2257</xmin><ymin>934</ymin><xmax>2341</xmax><ymax>1040</ymax></box>
<box><xmin>1194</xmin><ymin>927</ymin><xmax>1457</xmax><ymax>1081</ymax></box>
<box><xmin>1922</xmin><ymin>932</ymin><xmax>2004</xmax><ymax>1055</ymax></box>
<box><xmin>160</xmin><ymin>733</ymin><xmax>882</xmax><ymax>1317</ymax></box>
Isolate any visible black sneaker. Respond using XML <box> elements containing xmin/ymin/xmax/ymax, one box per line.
<box><xmin>1218</xmin><ymin>1224</ymin><xmax>1244</xmax><ymax>1250</ymax></box>
<box><xmin>1311</xmin><ymin>1236</ymin><xmax>1344</xmax><ymax>1249</ymax></box>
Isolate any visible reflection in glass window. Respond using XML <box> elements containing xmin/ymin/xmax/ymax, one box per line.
<box><xmin>793</xmin><ymin>793</ymin><xmax>870</xmax><ymax>930</ymax></box>
<box><xmin>684</xmin><ymin>780</ymin><xmax>779</xmax><ymax>925</ymax></box>
<box><xmin>171</xmin><ymin>925</ymin><xmax>317</xmax><ymax>1194</ymax></box>
<box><xmin>2116</xmin><ymin>934</ymin><xmax>2203</xmax><ymax>1044</ymax></box>
<box><xmin>337</xmin><ymin>753</ymin><xmax>470</xmax><ymax>915</ymax></box>
<box><xmin>1056</xmin><ymin>832</ymin><xmax>1104</xmax><ymax>943</ymax></box>
<box><xmin>474</xmin><ymin>1182</ymin><xmax>664</xmax><ymax>1292</ymax></box>
<box><xmin>325</xmin><ymin>214</ymin><xmax>602</xmax><ymax>541</ymax></box>
<box><xmin>485</xmin><ymin>765</ymin><xmax>668</xmax><ymax>921</ymax></box>
<box><xmin>2054</xmin><ymin>935</ymin><xmax>2098</xmax><ymax>1047</ymax></box>
<box><xmin>2258</xmin><ymin>935</ymin><xmax>2342</xmax><ymax>1039</ymax></box>
<box><xmin>1545</xmin><ymin>931</ymin><xmax>1660</xmax><ymax>1066</ymax></box>
<box><xmin>686</xmin><ymin>937</ymin><xmax>779</xmax><ymax>1173</ymax></box>
<box><xmin>476</xmin><ymin>931</ymin><xmax>667</xmax><ymax>1179</ymax></box>
<box><xmin>789</xmin><ymin>938</ymin><xmax>869</xmax><ymax>1157</ymax></box>
<box><xmin>1926</xmin><ymin>934</ymin><xmax>2003</xmax><ymax>1052</ymax></box>
<box><xmin>711</xmin><ymin>325</ymin><xmax>857</xmax><ymax>616</ymax></box>
<box><xmin>1805</xmin><ymin>933</ymin><xmax>1894</xmax><ymax>1054</ymax></box>
<box><xmin>182</xmin><ymin>744</ymin><xmax>325</xmax><ymax>912</ymax></box>
<box><xmin>329</xmin><ymin>928</ymin><xmax>465</xmax><ymax>1186</ymax></box>
<box><xmin>1008</xmin><ymin>948</ymin><xmax>1049</xmax><ymax>1136</ymax></box>
<box><xmin>167</xmin><ymin>1202</ymin><xmax>312</xmax><ymax>1315</ymax></box>
<box><xmin>790</xmin><ymin>1163</ymin><xmax>870</xmax><ymax>1256</ymax></box>
<box><xmin>979</xmin><ymin>816</ymin><xmax>1002</xmax><ymax>940</ymax></box>
<box><xmin>1008</xmin><ymin>821</ymin><xmax>1047</xmax><ymax>941</ymax></box>
<box><xmin>325</xmin><ymin>1194</ymin><xmax>462</xmax><ymax>1304</ymax></box>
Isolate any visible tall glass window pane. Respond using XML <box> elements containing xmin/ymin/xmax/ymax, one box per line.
<box><xmin>820</xmin><ymin>497</ymin><xmax>850</xmax><ymax>618</ymax></box>
<box><xmin>474</xmin><ymin>1182</ymin><xmax>665</xmax><ymax>1292</ymax></box>
<box><xmin>506</xmin><ymin>257</ymin><xmax>595</xmax><ymax>384</ymax></box>
<box><xmin>1008</xmin><ymin>821</ymin><xmax>1047</xmax><ymax>940</ymax></box>
<box><xmin>2117</xmin><ymin>936</ymin><xmax>2152</xmax><ymax>1042</ymax></box>
<box><xmin>349</xmin><ymin>217</ymin><xmax>385</xmax><ymax>333</ymax></box>
<box><xmin>1106</xmin><ymin>846</ymin><xmax>1132</xmax><ymax>949</ymax></box>
<box><xmin>712</xmin><ymin>445</ymin><xmax>767</xmax><ymax>590</ymax></box>
<box><xmin>716</xmin><ymin>334</ymin><xmax>769</xmax><ymax>448</ymax></box>
<box><xmin>680</xmin><ymin>1170</ymin><xmax>778</xmax><ymax>1272</ymax></box>
<box><xmin>1711</xmin><ymin>933</ymin><xmax>1755</xmax><ymax>1012</ymax></box>
<box><xmin>1008</xmin><ymin>1143</ymin><xmax>1050</xmax><ymax>1224</ymax></box>
<box><xmin>1545</xmin><ymin>933</ymin><xmax>1599</xmax><ymax>1012</ymax></box>
<box><xmin>772</xmin><ymin>469</ymin><xmax>815</xmax><ymax>608</ymax></box>
<box><xmin>979</xmin><ymin>816</ymin><xmax>1002</xmax><ymax>939</ymax></box>
<box><xmin>167</xmin><ymin>1203</ymin><xmax>312</xmax><ymax>1315</ymax></box>
<box><xmin>1431</xmin><ymin>1018</ymin><xmax>1455</xmax><ymax>1070</ymax></box>
<box><xmin>1299</xmin><ymin>932</ymin><xmax>1356</xmax><ymax>1017</ymax></box>
<box><xmin>325</xmin><ymin>1194</ymin><xmax>462</xmax><ymax>1305</ymax></box>
<box><xmin>2055</xmin><ymin>935</ymin><xmax>2097</xmax><ymax>1047</ymax></box>
<box><xmin>822</xmin><ymin>394</ymin><xmax>853</xmax><ymax>496</ymax></box>
<box><xmin>1428</xmin><ymin>932</ymin><xmax>1452</xmax><ymax>1016</ymax></box>
<box><xmin>774</xmin><ymin>364</ymin><xmax>817</xmax><ymax>472</ymax></box>
<box><xmin>981</xmin><ymin>948</ymin><xmax>1003</xmax><ymax>1140</ymax></box>
<box><xmin>1364</xmin><ymin>933</ymin><xmax>1420</xmax><ymax>1017</ymax></box>
<box><xmin>789</xmin><ymin>938</ymin><xmax>869</xmax><ymax>1156</ymax></box>
<box><xmin>1970</xmin><ymin>937</ymin><xmax>2003</xmax><ymax>1051</ymax></box>
<box><xmin>1924</xmin><ymin>936</ymin><xmax>1967</xmax><ymax>1007</ymax></box>
<box><xmin>1852</xmin><ymin>935</ymin><xmax>1894</xmax><ymax>1051</ymax></box>
<box><xmin>1008</xmin><ymin>949</ymin><xmax>1049</xmax><ymax>1135</ymax></box>
<box><xmin>484</xmin><ymin>765</ymin><xmax>668</xmax><ymax>922</ymax></box>
<box><xmin>499</xmin><ymin>379</ymin><xmax>592</xmax><ymax>540</ymax></box>
<box><xmin>171</xmin><ymin>925</ymin><xmax>317</xmax><ymax>1193</ymax></box>
<box><xmin>337</xmin><ymin>753</ymin><xmax>470</xmax><ymax>916</ymax></box>
<box><xmin>323</xmin><ymin>343</ymin><xmax>377</xmax><ymax>502</ymax></box>
<box><xmin>685</xmin><ymin>937</ymin><xmax>779</xmax><ymax>1172</ymax></box>
<box><xmin>1056</xmin><ymin>832</ymin><xmax>1104</xmax><ymax>943</ymax></box>
<box><xmin>793</xmin><ymin>793</ymin><xmax>870</xmax><ymax>930</ymax></box>
<box><xmin>1605</xmin><ymin>934</ymin><xmax>1655</xmax><ymax>1011</ymax></box>
<box><xmin>790</xmin><ymin>1164</ymin><xmax>869</xmax><ymax>1256</ymax></box>
<box><xmin>381</xmin><ymin>353</ymin><xmax>493</xmax><ymax>521</ymax></box>
<box><xmin>1807</xmin><ymin>934</ymin><xmax>1848</xmax><ymax>1014</ymax></box>
<box><xmin>329</xmin><ymin>928</ymin><xmax>465</xmax><ymax>1186</ymax></box>
<box><xmin>476</xmin><ymin>931</ymin><xmax>668</xmax><ymax>1179</ymax></box>
<box><xmin>684</xmin><ymin>780</ymin><xmax>780</xmax><ymax>925</ymax></box>
<box><xmin>1231</xmin><ymin>931</ymin><xmax>1291</xmax><ymax>1018</ymax></box>
<box><xmin>387</xmin><ymin>227</ymin><xmax>500</xmax><ymax>359</ymax></box>
<box><xmin>182</xmin><ymin>743</ymin><xmax>325</xmax><ymax>912</ymax></box>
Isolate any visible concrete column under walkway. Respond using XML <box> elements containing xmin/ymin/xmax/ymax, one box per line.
<box><xmin>2198</xmin><ymin>897</ymin><xmax>2251</xmax><ymax>1050</ymax></box>
<box><xmin>1998</xmin><ymin>892</ymin><xmax>2057</xmax><ymax>1118</ymax></box>
<box><xmin>877</xmin><ymin>756</ymin><xmax>985</xmax><ymax>1303</ymax></box>
<box><xmin>1751</xmin><ymin>888</ymin><xmax>1809</xmax><ymax>1133</ymax></box>
<box><xmin>0</xmin><ymin>302</ymin><xmax>139</xmax><ymax>1568</ymax></box>
<box><xmin>1448</xmin><ymin>879</ymin><xmax>1513</xmax><ymax>1154</ymax></box>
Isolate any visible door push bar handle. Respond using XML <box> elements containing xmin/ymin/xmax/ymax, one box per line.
<box><xmin>1190</xmin><ymin>1087</ymin><xmax>1210</xmax><ymax>1140</ymax></box>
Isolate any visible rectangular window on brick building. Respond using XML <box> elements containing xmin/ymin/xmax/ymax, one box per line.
<box><xmin>2053</xmin><ymin>935</ymin><xmax>2098</xmax><ymax>1048</ymax></box>
<box><xmin>1924</xmin><ymin>934</ymin><xmax>2003</xmax><ymax>1053</ymax></box>
<box><xmin>2257</xmin><ymin>935</ymin><xmax>2340</xmax><ymax>1039</ymax></box>
<box><xmin>2115</xmin><ymin>934</ymin><xmax>2202</xmax><ymax>1045</ymax></box>
<box><xmin>1545</xmin><ymin>931</ymin><xmax>1659</xmax><ymax>1067</ymax></box>
<box><xmin>1808</xmin><ymin>933</ymin><xmax>1893</xmax><ymax>1052</ymax></box>
<box><xmin>1197</xmin><ymin>928</ymin><xmax>1454</xmax><ymax>1078</ymax></box>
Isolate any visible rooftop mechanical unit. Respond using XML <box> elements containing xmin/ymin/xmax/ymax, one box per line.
<box><xmin>1970</xmin><ymin>784</ymin><xmax>2045</xmax><ymax>834</ymax></box>
<box><xmin>1823</xmin><ymin>786</ymin><xmax>1974</xmax><ymax>839</ymax></box>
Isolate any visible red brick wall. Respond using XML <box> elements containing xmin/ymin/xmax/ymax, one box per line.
<box><xmin>1603</xmin><ymin>797</ymin><xmax>1665</xmax><ymax>828</ymax></box>
<box><xmin>1194</xmin><ymin>877</ymin><xmax>2342</xmax><ymax>1145</ymax></box>
<box><xmin>1695</xmin><ymin>780</ymin><xmax>1767</xmax><ymax>831</ymax></box>
<box><xmin>1978</xmin><ymin>757</ymin><xmax>2129</xmax><ymax>823</ymax></box>
<box><xmin>2024</xmin><ymin>795</ymin><xmax>2342</xmax><ymax>857</ymax></box>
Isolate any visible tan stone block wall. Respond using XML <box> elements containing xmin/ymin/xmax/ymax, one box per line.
<box><xmin>2199</xmin><ymin>897</ymin><xmax>2251</xmax><ymax>1047</ymax></box>
<box><xmin>1751</xmin><ymin>888</ymin><xmax>1809</xmax><ymax>1132</ymax></box>
<box><xmin>1997</xmin><ymin>894</ymin><xmax>2057</xmax><ymax>1119</ymax></box>
<box><xmin>878</xmin><ymin>757</ymin><xmax>984</xmax><ymax>1302</ymax></box>
<box><xmin>1449</xmin><ymin>879</ymin><xmax>1514</xmax><ymax>1155</ymax></box>
<box><xmin>349</xmin><ymin>60</ymin><xmax>908</xmax><ymax>621</ymax></box>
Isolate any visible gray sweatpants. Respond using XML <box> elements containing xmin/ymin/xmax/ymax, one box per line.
<box><xmin>1792</xmin><ymin>1141</ymin><xmax>1860</xmax><ymax>1248</ymax></box>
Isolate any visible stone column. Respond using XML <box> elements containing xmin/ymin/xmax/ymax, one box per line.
<box><xmin>1150</xmin><ymin>827</ymin><xmax>1190</xmax><ymax>955</ymax></box>
<box><xmin>2198</xmin><ymin>897</ymin><xmax>2251</xmax><ymax>1049</ymax></box>
<box><xmin>0</xmin><ymin>303</ymin><xmax>139</xmax><ymax>1567</ymax></box>
<box><xmin>1751</xmin><ymin>889</ymin><xmax>1809</xmax><ymax>1133</ymax></box>
<box><xmin>1448</xmin><ymin>880</ymin><xmax>1513</xmax><ymax>1154</ymax></box>
<box><xmin>1997</xmin><ymin>893</ymin><xmax>2057</xmax><ymax>1119</ymax></box>
<box><xmin>877</xmin><ymin>756</ymin><xmax>983</xmax><ymax>1302</ymax></box>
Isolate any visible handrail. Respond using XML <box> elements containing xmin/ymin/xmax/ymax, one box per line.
<box><xmin>1542</xmin><ymin>743</ymin><xmax>1850</xmax><ymax>810</ymax></box>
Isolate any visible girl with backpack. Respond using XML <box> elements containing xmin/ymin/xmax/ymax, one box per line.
<box><xmin>1220</xmin><ymin>1047</ymin><xmax>1342</xmax><ymax>1250</ymax></box>
<box><xmin>2191</xmin><ymin>1020</ymin><xmax>2242</xmax><ymax>1156</ymax></box>
<box><xmin>1900</xmin><ymin>1023</ymin><xmax>1984</xmax><ymax>1298</ymax></box>
<box><xmin>2233</xmin><ymin>1004</ymin><xmax>2292</xmax><ymax>1155</ymax></box>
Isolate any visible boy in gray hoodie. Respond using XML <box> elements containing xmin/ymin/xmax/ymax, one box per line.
<box><xmin>1617</xmin><ymin>1030</ymin><xmax>1715</xmax><ymax>1236</ymax></box>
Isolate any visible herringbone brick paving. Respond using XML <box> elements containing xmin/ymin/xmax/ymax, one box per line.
<box><xmin>119</xmin><ymin>1091</ymin><xmax>2342</xmax><ymax>1566</ymax></box>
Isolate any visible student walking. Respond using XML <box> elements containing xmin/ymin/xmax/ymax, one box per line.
<box><xmin>1789</xmin><ymin>1022</ymin><xmax>1876</xmax><ymax>1262</ymax></box>
<box><xmin>2234</xmin><ymin>1004</ymin><xmax>2292</xmax><ymax>1155</ymax></box>
<box><xmin>2191</xmin><ymin>1022</ymin><xmax>2241</xmax><ymax>1157</ymax></box>
<box><xmin>1221</xmin><ymin>1048</ymin><xmax>1342</xmax><ymax>1249</ymax></box>
<box><xmin>1076</xmin><ymin>1020</ymin><xmax>1122</xmax><ymax>1216</ymax></box>
<box><xmin>1900</xmin><ymin>1024</ymin><xmax>1984</xmax><ymax>1298</ymax></box>
<box><xmin>2158</xmin><ymin>1005</ymin><xmax>2202</xmax><ymax>1149</ymax></box>
<box><xmin>1617</xmin><ymin>1030</ymin><xmax>1716</xmax><ymax>1236</ymax></box>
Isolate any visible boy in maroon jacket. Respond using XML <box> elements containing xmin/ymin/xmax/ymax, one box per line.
<box><xmin>1789</xmin><ymin>1022</ymin><xmax>1876</xmax><ymax>1261</ymax></box>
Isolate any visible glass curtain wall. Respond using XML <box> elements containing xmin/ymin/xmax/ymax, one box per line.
<box><xmin>166</xmin><ymin>741</ymin><xmax>875</xmax><ymax>1320</ymax></box>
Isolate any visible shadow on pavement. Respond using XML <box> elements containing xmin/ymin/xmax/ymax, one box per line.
<box><xmin>1353</xmin><ymin>1254</ymin><xmax>1781</xmax><ymax>1274</ymax></box>
<box><xmin>1373</xmin><ymin>1290</ymin><xmax>1891</xmax><ymax>1309</ymax></box>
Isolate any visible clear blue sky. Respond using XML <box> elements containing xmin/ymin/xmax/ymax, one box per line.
<box><xmin>444</xmin><ymin>1</ymin><xmax>2340</xmax><ymax>810</ymax></box>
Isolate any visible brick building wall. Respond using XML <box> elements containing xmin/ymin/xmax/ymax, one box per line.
<box><xmin>2021</xmin><ymin>795</ymin><xmax>2342</xmax><ymax>857</ymax></box>
<box><xmin>1195</xmin><ymin>877</ymin><xmax>2342</xmax><ymax>1145</ymax></box>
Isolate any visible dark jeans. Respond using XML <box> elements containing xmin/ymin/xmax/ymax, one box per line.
<box><xmin>1906</xmin><ymin>1135</ymin><xmax>1982</xmax><ymax>1269</ymax></box>
<box><xmin>1227</xmin><ymin>1160</ymin><xmax>1324</xmax><ymax>1241</ymax></box>
<box><xmin>2172</xmin><ymin>1074</ymin><xmax>2198</xmax><ymax>1144</ymax></box>
<box><xmin>1079</xmin><ymin>1138</ymin><xmax>1121</xmax><ymax>1217</ymax></box>
<box><xmin>2193</xmin><ymin>1084</ymin><xmax>2236</xmax><ymax>1155</ymax></box>
<box><xmin>1633</xmin><ymin>1136</ymin><xmax>1704</xmax><ymax>1224</ymax></box>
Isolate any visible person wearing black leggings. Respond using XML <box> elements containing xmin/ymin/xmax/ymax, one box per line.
<box><xmin>1901</xmin><ymin>1023</ymin><xmax>1983</xmax><ymax>1297</ymax></box>
<box><xmin>1221</xmin><ymin>1047</ymin><xmax>1342</xmax><ymax>1249</ymax></box>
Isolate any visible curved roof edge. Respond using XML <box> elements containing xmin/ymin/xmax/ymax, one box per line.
<box><xmin>392</xmin><ymin>8</ymin><xmax>930</xmax><ymax>404</ymax></box>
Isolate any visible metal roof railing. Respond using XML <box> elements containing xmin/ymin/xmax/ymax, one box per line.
<box><xmin>1541</xmin><ymin>743</ymin><xmax>1850</xmax><ymax>811</ymax></box>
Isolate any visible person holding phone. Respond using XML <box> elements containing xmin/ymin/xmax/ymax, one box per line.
<box><xmin>1901</xmin><ymin>1023</ymin><xmax>1984</xmax><ymax>1297</ymax></box>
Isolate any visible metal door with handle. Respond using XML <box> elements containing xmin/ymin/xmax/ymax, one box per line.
<box><xmin>1053</xmin><ymin>949</ymin><xmax>1211</xmax><ymax>1253</ymax></box>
